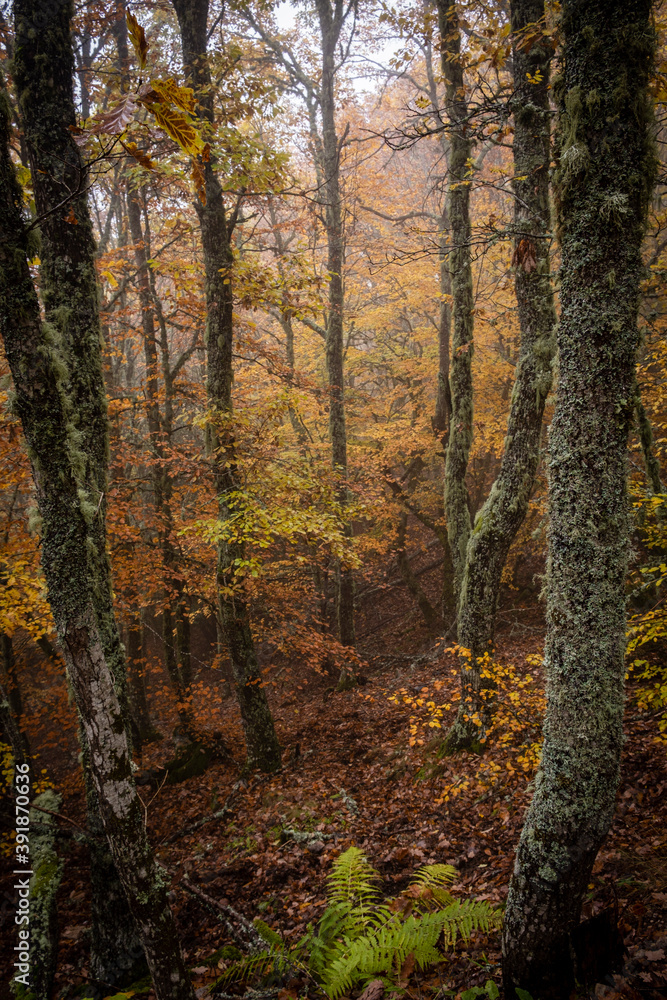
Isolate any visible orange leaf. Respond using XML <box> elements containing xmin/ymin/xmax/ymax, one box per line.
<box><xmin>191</xmin><ymin>158</ymin><xmax>207</xmax><ymax>205</ymax></box>
<box><xmin>123</xmin><ymin>141</ymin><xmax>156</xmax><ymax>171</ymax></box>
<box><xmin>126</xmin><ymin>10</ymin><xmax>148</xmax><ymax>69</ymax></box>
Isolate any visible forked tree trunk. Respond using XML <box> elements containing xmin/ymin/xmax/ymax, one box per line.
<box><xmin>1</xmin><ymin>3</ymin><xmax>194</xmax><ymax>994</ymax></box>
<box><xmin>502</xmin><ymin>2</ymin><xmax>656</xmax><ymax>997</ymax></box>
<box><xmin>172</xmin><ymin>0</ymin><xmax>281</xmax><ymax>771</ymax></box>
<box><xmin>444</xmin><ymin>0</ymin><xmax>557</xmax><ymax>752</ymax></box>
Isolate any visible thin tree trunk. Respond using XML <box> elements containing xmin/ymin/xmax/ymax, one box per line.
<box><xmin>396</xmin><ymin>512</ymin><xmax>441</xmax><ymax>633</ymax></box>
<box><xmin>437</xmin><ymin>0</ymin><xmax>475</xmax><ymax>604</ymax></box>
<box><xmin>117</xmin><ymin>0</ymin><xmax>194</xmax><ymax>736</ymax></box>
<box><xmin>2</xmin><ymin>4</ymin><xmax>194</xmax><ymax>993</ymax></box>
<box><xmin>502</xmin><ymin>2</ymin><xmax>656</xmax><ymax>996</ymax></box>
<box><xmin>172</xmin><ymin>0</ymin><xmax>281</xmax><ymax>772</ymax></box>
<box><xmin>433</xmin><ymin>211</ymin><xmax>453</xmax><ymax>441</ymax></box>
<box><xmin>315</xmin><ymin>0</ymin><xmax>356</xmax><ymax>676</ymax></box>
<box><xmin>0</xmin><ymin>631</ymin><xmax>30</xmax><ymax>763</ymax></box>
<box><xmin>127</xmin><ymin>619</ymin><xmax>157</xmax><ymax>745</ymax></box>
<box><xmin>634</xmin><ymin>383</ymin><xmax>664</xmax><ymax>494</ymax></box>
<box><xmin>444</xmin><ymin>0</ymin><xmax>557</xmax><ymax>752</ymax></box>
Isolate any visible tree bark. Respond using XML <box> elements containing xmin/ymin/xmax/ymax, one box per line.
<box><xmin>12</xmin><ymin>0</ymin><xmax>151</xmax><ymax>983</ymax></box>
<box><xmin>26</xmin><ymin>789</ymin><xmax>64</xmax><ymax>1000</ymax></box>
<box><xmin>437</xmin><ymin>0</ymin><xmax>474</xmax><ymax>602</ymax></box>
<box><xmin>502</xmin><ymin>2</ymin><xmax>656</xmax><ymax>996</ymax></box>
<box><xmin>445</xmin><ymin>0</ymin><xmax>557</xmax><ymax>752</ymax></box>
<box><xmin>1</xmin><ymin>3</ymin><xmax>195</xmax><ymax>994</ymax></box>
<box><xmin>0</xmin><ymin>631</ymin><xmax>30</xmax><ymax>763</ymax></box>
<box><xmin>126</xmin><ymin>618</ymin><xmax>159</xmax><ymax>747</ymax></box>
<box><xmin>396</xmin><ymin>512</ymin><xmax>441</xmax><ymax>633</ymax></box>
<box><xmin>171</xmin><ymin>0</ymin><xmax>281</xmax><ymax>772</ymax></box>
<box><xmin>315</xmin><ymin>0</ymin><xmax>356</xmax><ymax>678</ymax></box>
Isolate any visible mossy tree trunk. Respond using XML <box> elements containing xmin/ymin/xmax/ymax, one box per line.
<box><xmin>22</xmin><ymin>790</ymin><xmax>64</xmax><ymax>1000</ymax></box>
<box><xmin>437</xmin><ymin>0</ymin><xmax>474</xmax><ymax>603</ymax></box>
<box><xmin>172</xmin><ymin>0</ymin><xmax>281</xmax><ymax>772</ymax></box>
<box><xmin>444</xmin><ymin>0</ymin><xmax>557</xmax><ymax>752</ymax></box>
<box><xmin>0</xmin><ymin>4</ymin><xmax>195</xmax><ymax>996</ymax></box>
<box><xmin>502</xmin><ymin>2</ymin><xmax>656</xmax><ymax>997</ymax></box>
<box><xmin>11</xmin><ymin>0</ymin><xmax>151</xmax><ymax>983</ymax></box>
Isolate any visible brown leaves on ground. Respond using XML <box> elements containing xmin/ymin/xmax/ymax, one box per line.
<box><xmin>14</xmin><ymin>638</ymin><xmax>667</xmax><ymax>1000</ymax></box>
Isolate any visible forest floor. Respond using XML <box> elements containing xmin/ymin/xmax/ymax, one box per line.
<box><xmin>5</xmin><ymin>630</ymin><xmax>666</xmax><ymax>1000</ymax></box>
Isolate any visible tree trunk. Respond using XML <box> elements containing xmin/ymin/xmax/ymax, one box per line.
<box><xmin>444</xmin><ymin>0</ymin><xmax>557</xmax><ymax>752</ymax></box>
<box><xmin>433</xmin><ymin>211</ymin><xmax>453</xmax><ymax>442</ymax></box>
<box><xmin>12</xmin><ymin>1</ymin><xmax>151</xmax><ymax>983</ymax></box>
<box><xmin>315</xmin><ymin>0</ymin><xmax>356</xmax><ymax>674</ymax></box>
<box><xmin>25</xmin><ymin>789</ymin><xmax>64</xmax><ymax>1000</ymax></box>
<box><xmin>171</xmin><ymin>0</ymin><xmax>281</xmax><ymax>772</ymax></box>
<box><xmin>1</xmin><ymin>4</ymin><xmax>195</xmax><ymax>994</ymax></box>
<box><xmin>0</xmin><ymin>631</ymin><xmax>30</xmax><ymax>763</ymax></box>
<box><xmin>81</xmin><ymin>734</ymin><xmax>149</xmax><ymax>992</ymax></box>
<box><xmin>437</xmin><ymin>0</ymin><xmax>474</xmax><ymax>601</ymax></box>
<box><xmin>396</xmin><ymin>512</ymin><xmax>441</xmax><ymax>633</ymax></box>
<box><xmin>502</xmin><ymin>2</ymin><xmax>656</xmax><ymax>996</ymax></box>
<box><xmin>126</xmin><ymin>619</ymin><xmax>158</xmax><ymax>745</ymax></box>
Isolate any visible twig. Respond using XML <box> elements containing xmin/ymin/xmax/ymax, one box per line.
<box><xmin>30</xmin><ymin>803</ymin><xmax>90</xmax><ymax>838</ymax></box>
<box><xmin>180</xmin><ymin>877</ymin><xmax>265</xmax><ymax>952</ymax></box>
<box><xmin>136</xmin><ymin>768</ymin><xmax>168</xmax><ymax>829</ymax></box>
<box><xmin>161</xmin><ymin>803</ymin><xmax>234</xmax><ymax>846</ymax></box>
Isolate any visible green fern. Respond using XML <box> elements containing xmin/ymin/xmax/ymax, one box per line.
<box><xmin>216</xmin><ymin>847</ymin><xmax>501</xmax><ymax>999</ymax></box>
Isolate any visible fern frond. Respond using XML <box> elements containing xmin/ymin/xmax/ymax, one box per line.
<box><xmin>326</xmin><ymin>847</ymin><xmax>381</xmax><ymax>909</ymax></box>
<box><xmin>214</xmin><ymin>948</ymin><xmax>277</xmax><ymax>988</ymax></box>
<box><xmin>438</xmin><ymin>898</ymin><xmax>502</xmax><ymax>948</ymax></box>
<box><xmin>410</xmin><ymin>863</ymin><xmax>458</xmax><ymax>888</ymax></box>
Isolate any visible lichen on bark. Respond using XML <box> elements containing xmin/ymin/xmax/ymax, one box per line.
<box><xmin>502</xmin><ymin>2</ymin><xmax>657</xmax><ymax>997</ymax></box>
<box><xmin>444</xmin><ymin>0</ymin><xmax>557</xmax><ymax>753</ymax></box>
<box><xmin>0</xmin><ymin>3</ymin><xmax>195</xmax><ymax>992</ymax></box>
<box><xmin>437</xmin><ymin>0</ymin><xmax>475</xmax><ymax>604</ymax></box>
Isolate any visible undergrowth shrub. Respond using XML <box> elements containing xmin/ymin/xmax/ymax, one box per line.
<box><xmin>217</xmin><ymin>846</ymin><xmax>501</xmax><ymax>998</ymax></box>
<box><xmin>386</xmin><ymin>649</ymin><xmax>546</xmax><ymax>803</ymax></box>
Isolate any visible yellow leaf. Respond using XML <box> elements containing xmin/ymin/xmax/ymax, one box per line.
<box><xmin>150</xmin><ymin>103</ymin><xmax>204</xmax><ymax>156</ymax></box>
<box><xmin>102</xmin><ymin>269</ymin><xmax>119</xmax><ymax>288</ymax></box>
<box><xmin>123</xmin><ymin>141</ymin><xmax>156</xmax><ymax>171</ymax></box>
<box><xmin>150</xmin><ymin>78</ymin><xmax>196</xmax><ymax>114</ymax></box>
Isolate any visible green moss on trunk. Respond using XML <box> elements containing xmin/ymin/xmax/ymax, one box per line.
<box><xmin>502</xmin><ymin>2</ymin><xmax>656</xmax><ymax>997</ymax></box>
<box><xmin>446</xmin><ymin>0</ymin><xmax>557</xmax><ymax>753</ymax></box>
<box><xmin>0</xmin><ymin>6</ymin><xmax>195</xmax><ymax>991</ymax></box>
